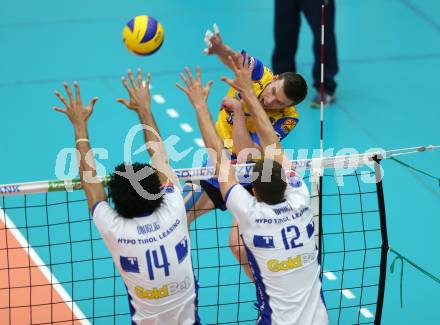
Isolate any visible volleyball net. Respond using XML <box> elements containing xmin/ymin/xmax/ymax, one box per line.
<box><xmin>0</xmin><ymin>147</ymin><xmax>435</xmax><ymax>324</ymax></box>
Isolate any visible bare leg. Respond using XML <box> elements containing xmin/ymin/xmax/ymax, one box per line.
<box><xmin>229</xmin><ymin>218</ymin><xmax>254</xmax><ymax>282</ymax></box>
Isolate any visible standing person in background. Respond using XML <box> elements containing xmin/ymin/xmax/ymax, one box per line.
<box><xmin>272</xmin><ymin>0</ymin><xmax>338</xmax><ymax>107</ymax></box>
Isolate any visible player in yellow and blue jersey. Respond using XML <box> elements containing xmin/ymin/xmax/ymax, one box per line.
<box><xmin>183</xmin><ymin>24</ymin><xmax>308</xmax><ymax>280</ymax></box>
<box><xmin>205</xmin><ymin>24</ymin><xmax>306</xmax><ymax>157</ymax></box>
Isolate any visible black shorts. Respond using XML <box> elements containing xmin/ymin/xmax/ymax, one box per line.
<box><xmin>200</xmin><ymin>180</ymin><xmax>254</xmax><ymax>211</ymax></box>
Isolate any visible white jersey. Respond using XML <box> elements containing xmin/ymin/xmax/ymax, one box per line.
<box><xmin>93</xmin><ymin>184</ymin><xmax>199</xmax><ymax>325</ymax></box>
<box><xmin>225</xmin><ymin>173</ymin><xmax>328</xmax><ymax>325</ymax></box>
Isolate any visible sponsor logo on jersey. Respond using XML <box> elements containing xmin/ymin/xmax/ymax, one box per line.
<box><xmin>253</xmin><ymin>235</ymin><xmax>275</xmax><ymax>248</ymax></box>
<box><xmin>135</xmin><ymin>284</ymin><xmax>169</xmax><ymax>299</ymax></box>
<box><xmin>306</xmin><ymin>220</ymin><xmax>315</xmax><ymax>238</ymax></box>
<box><xmin>226</xmin><ymin>111</ymin><xmax>234</xmax><ymax>125</ymax></box>
<box><xmin>255</xmin><ymin>216</ymin><xmax>290</xmax><ymax>224</ymax></box>
<box><xmin>135</xmin><ymin>277</ymin><xmax>192</xmax><ymax>300</ymax></box>
<box><xmin>292</xmin><ymin>207</ymin><xmax>309</xmax><ymax>220</ymax></box>
<box><xmin>280</xmin><ymin>118</ymin><xmax>296</xmax><ymax>133</ymax></box>
<box><xmin>137</xmin><ymin>222</ymin><xmax>160</xmax><ymax>235</ymax></box>
<box><xmin>117</xmin><ymin>238</ymin><xmax>137</xmax><ymax>245</ymax></box>
<box><xmin>162</xmin><ymin>186</ymin><xmax>175</xmax><ymax>194</ymax></box>
<box><xmin>120</xmin><ymin>256</ymin><xmax>140</xmax><ymax>273</ymax></box>
<box><xmin>158</xmin><ymin>219</ymin><xmax>180</xmax><ymax>240</ymax></box>
<box><xmin>249</xmin><ymin>57</ymin><xmax>255</xmax><ymax>66</ymax></box>
<box><xmin>288</xmin><ymin>176</ymin><xmax>302</xmax><ymax>188</ymax></box>
<box><xmin>267</xmin><ymin>253</ymin><xmax>315</xmax><ymax>272</ymax></box>
<box><xmin>272</xmin><ymin>205</ymin><xmax>293</xmax><ymax>216</ymax></box>
<box><xmin>175</xmin><ymin>236</ymin><xmax>189</xmax><ymax>263</ymax></box>
<box><xmin>117</xmin><ymin>237</ymin><xmax>158</xmax><ymax>245</ymax></box>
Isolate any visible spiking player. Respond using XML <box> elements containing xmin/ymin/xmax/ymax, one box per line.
<box><xmin>177</xmin><ymin>57</ymin><xmax>327</xmax><ymax>324</ymax></box>
<box><xmin>183</xmin><ymin>24</ymin><xmax>308</xmax><ymax>280</ymax></box>
<box><xmin>54</xmin><ymin>69</ymin><xmax>199</xmax><ymax>325</ymax></box>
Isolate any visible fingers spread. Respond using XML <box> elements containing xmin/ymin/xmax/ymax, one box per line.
<box><xmin>73</xmin><ymin>81</ymin><xmax>82</xmax><ymax>104</ymax></box>
<box><xmin>196</xmin><ymin>66</ymin><xmax>201</xmax><ymax>82</ymax></box>
<box><xmin>53</xmin><ymin>107</ymin><xmax>66</xmax><ymax>114</ymax></box>
<box><xmin>180</xmin><ymin>72</ymin><xmax>190</xmax><ymax>88</ymax></box>
<box><xmin>137</xmin><ymin>68</ymin><xmax>143</xmax><ymax>87</ymax></box>
<box><xmin>175</xmin><ymin>82</ymin><xmax>188</xmax><ymax>94</ymax></box>
<box><xmin>220</xmin><ymin>76</ymin><xmax>234</xmax><ymax>87</ymax></box>
<box><xmin>88</xmin><ymin>97</ymin><xmax>99</xmax><ymax>108</ymax></box>
<box><xmin>63</xmin><ymin>82</ymin><xmax>74</xmax><ymax>103</ymax></box>
<box><xmin>127</xmin><ymin>69</ymin><xmax>137</xmax><ymax>88</ymax></box>
<box><xmin>235</xmin><ymin>52</ymin><xmax>244</xmax><ymax>68</ymax></box>
<box><xmin>227</xmin><ymin>55</ymin><xmax>239</xmax><ymax>73</ymax></box>
<box><xmin>185</xmin><ymin>67</ymin><xmax>195</xmax><ymax>84</ymax></box>
<box><xmin>145</xmin><ymin>72</ymin><xmax>151</xmax><ymax>87</ymax></box>
<box><xmin>205</xmin><ymin>80</ymin><xmax>214</xmax><ymax>90</ymax></box>
<box><xmin>116</xmin><ymin>98</ymin><xmax>130</xmax><ymax>107</ymax></box>
<box><xmin>55</xmin><ymin>91</ymin><xmax>69</xmax><ymax>107</ymax></box>
<box><xmin>242</xmin><ymin>53</ymin><xmax>249</xmax><ymax>68</ymax></box>
<box><xmin>121</xmin><ymin>76</ymin><xmax>134</xmax><ymax>95</ymax></box>
<box><xmin>204</xmin><ymin>80</ymin><xmax>214</xmax><ymax>94</ymax></box>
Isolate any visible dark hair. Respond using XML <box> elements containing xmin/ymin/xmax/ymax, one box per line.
<box><xmin>108</xmin><ymin>162</ymin><xmax>163</xmax><ymax>218</ymax></box>
<box><xmin>252</xmin><ymin>159</ymin><xmax>287</xmax><ymax>205</ymax></box>
<box><xmin>279</xmin><ymin>72</ymin><xmax>308</xmax><ymax>105</ymax></box>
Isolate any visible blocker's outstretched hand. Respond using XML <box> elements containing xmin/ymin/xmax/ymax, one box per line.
<box><xmin>117</xmin><ymin>68</ymin><xmax>151</xmax><ymax>113</ymax></box>
<box><xmin>220</xmin><ymin>52</ymin><xmax>255</xmax><ymax>95</ymax></box>
<box><xmin>53</xmin><ymin>82</ymin><xmax>98</xmax><ymax>126</ymax></box>
<box><xmin>176</xmin><ymin>66</ymin><xmax>213</xmax><ymax>111</ymax></box>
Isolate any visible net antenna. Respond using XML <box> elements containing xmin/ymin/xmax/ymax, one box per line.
<box><xmin>309</xmin><ymin>1</ymin><xmax>327</xmax><ymax>248</ymax></box>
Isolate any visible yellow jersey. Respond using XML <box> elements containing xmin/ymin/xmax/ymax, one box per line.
<box><xmin>215</xmin><ymin>51</ymin><xmax>299</xmax><ymax>156</ymax></box>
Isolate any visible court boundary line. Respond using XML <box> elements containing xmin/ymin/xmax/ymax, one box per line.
<box><xmin>400</xmin><ymin>0</ymin><xmax>440</xmax><ymax>32</ymax></box>
<box><xmin>0</xmin><ymin>208</ymin><xmax>91</xmax><ymax>325</ymax></box>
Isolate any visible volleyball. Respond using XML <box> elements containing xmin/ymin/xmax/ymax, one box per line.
<box><xmin>123</xmin><ymin>15</ymin><xmax>164</xmax><ymax>56</ymax></box>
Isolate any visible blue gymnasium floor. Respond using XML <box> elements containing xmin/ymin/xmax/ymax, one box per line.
<box><xmin>1</xmin><ymin>0</ymin><xmax>439</xmax><ymax>324</ymax></box>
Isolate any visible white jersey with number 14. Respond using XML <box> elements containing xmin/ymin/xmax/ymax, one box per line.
<box><xmin>92</xmin><ymin>185</ymin><xmax>198</xmax><ymax>325</ymax></box>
